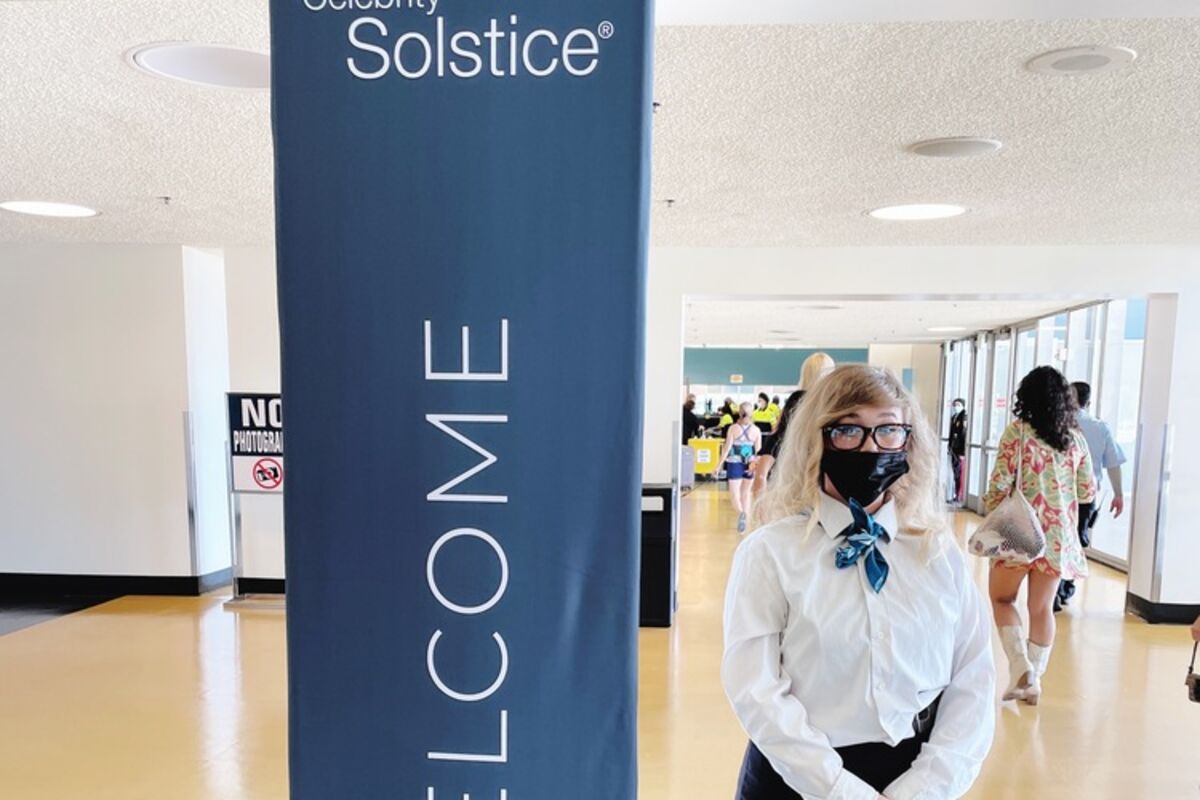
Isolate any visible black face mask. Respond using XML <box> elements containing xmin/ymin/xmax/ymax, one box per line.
<box><xmin>821</xmin><ymin>450</ymin><xmax>910</xmax><ymax>507</ymax></box>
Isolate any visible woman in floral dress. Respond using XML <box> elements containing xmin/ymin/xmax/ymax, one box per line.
<box><xmin>983</xmin><ymin>366</ymin><xmax>1095</xmax><ymax>705</ymax></box>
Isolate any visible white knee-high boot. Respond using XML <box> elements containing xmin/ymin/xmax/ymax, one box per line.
<box><xmin>999</xmin><ymin>626</ymin><xmax>1034</xmax><ymax>702</ymax></box>
<box><xmin>1024</xmin><ymin>641</ymin><xmax>1053</xmax><ymax>706</ymax></box>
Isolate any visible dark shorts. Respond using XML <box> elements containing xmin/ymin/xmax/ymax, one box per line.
<box><xmin>726</xmin><ymin>461</ymin><xmax>753</xmax><ymax>480</ymax></box>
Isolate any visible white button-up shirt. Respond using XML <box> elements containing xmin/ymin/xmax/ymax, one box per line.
<box><xmin>722</xmin><ymin>493</ymin><xmax>996</xmax><ymax>800</ymax></box>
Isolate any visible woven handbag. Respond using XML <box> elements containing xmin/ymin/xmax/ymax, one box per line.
<box><xmin>968</xmin><ymin>424</ymin><xmax>1047</xmax><ymax>564</ymax></box>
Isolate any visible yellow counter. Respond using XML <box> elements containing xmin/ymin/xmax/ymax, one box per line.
<box><xmin>689</xmin><ymin>438</ymin><xmax>723</xmax><ymax>476</ymax></box>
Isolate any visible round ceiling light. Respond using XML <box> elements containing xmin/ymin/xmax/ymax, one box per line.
<box><xmin>909</xmin><ymin>137</ymin><xmax>1002</xmax><ymax>158</ymax></box>
<box><xmin>127</xmin><ymin>43</ymin><xmax>270</xmax><ymax>89</ymax></box>
<box><xmin>868</xmin><ymin>203</ymin><xmax>967</xmax><ymax>221</ymax></box>
<box><xmin>0</xmin><ymin>200</ymin><xmax>99</xmax><ymax>218</ymax></box>
<box><xmin>1027</xmin><ymin>45</ymin><xmax>1137</xmax><ymax>76</ymax></box>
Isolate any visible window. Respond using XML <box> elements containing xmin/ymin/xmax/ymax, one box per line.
<box><xmin>1036</xmin><ymin>313</ymin><xmax>1068</xmax><ymax>372</ymax></box>
<box><xmin>1066</xmin><ymin>306</ymin><xmax>1100</xmax><ymax>386</ymax></box>
<box><xmin>1015</xmin><ymin>327</ymin><xmax>1036</xmax><ymax>386</ymax></box>
<box><xmin>988</xmin><ymin>335</ymin><xmax>1012</xmax><ymax>448</ymax></box>
<box><xmin>1086</xmin><ymin>299</ymin><xmax>1146</xmax><ymax>564</ymax></box>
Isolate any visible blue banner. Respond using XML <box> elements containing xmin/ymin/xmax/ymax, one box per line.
<box><xmin>269</xmin><ymin>1</ymin><xmax>653</xmax><ymax>798</ymax></box>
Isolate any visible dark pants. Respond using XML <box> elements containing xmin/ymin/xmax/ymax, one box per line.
<box><xmin>950</xmin><ymin>451</ymin><xmax>964</xmax><ymax>502</ymax></box>
<box><xmin>735</xmin><ymin>701</ymin><xmax>937</xmax><ymax>799</ymax></box>
<box><xmin>1058</xmin><ymin>501</ymin><xmax>1096</xmax><ymax>606</ymax></box>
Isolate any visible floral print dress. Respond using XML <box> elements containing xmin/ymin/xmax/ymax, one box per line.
<box><xmin>983</xmin><ymin>420</ymin><xmax>1097</xmax><ymax>579</ymax></box>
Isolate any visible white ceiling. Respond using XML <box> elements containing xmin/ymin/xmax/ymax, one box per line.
<box><xmin>657</xmin><ymin>0</ymin><xmax>1200</xmax><ymax>26</ymax></box>
<box><xmin>1</xmin><ymin>7</ymin><xmax>1199</xmax><ymax>247</ymax></box>
<box><xmin>684</xmin><ymin>298</ymin><xmax>1080</xmax><ymax>347</ymax></box>
<box><xmin>652</xmin><ymin>18</ymin><xmax>1200</xmax><ymax>246</ymax></box>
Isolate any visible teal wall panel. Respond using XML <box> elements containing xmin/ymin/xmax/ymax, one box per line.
<box><xmin>683</xmin><ymin>348</ymin><xmax>870</xmax><ymax>385</ymax></box>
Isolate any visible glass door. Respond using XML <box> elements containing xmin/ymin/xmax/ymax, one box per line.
<box><xmin>1015</xmin><ymin>325</ymin><xmax>1036</xmax><ymax>386</ymax></box>
<box><xmin>965</xmin><ymin>334</ymin><xmax>992</xmax><ymax>513</ymax></box>
<box><xmin>1065</xmin><ymin>305</ymin><xmax>1101</xmax><ymax>385</ymax></box>
<box><xmin>942</xmin><ymin>339</ymin><xmax>974</xmax><ymax>506</ymax></box>
<box><xmin>1087</xmin><ymin>299</ymin><xmax>1147</xmax><ymax>567</ymax></box>
<box><xmin>980</xmin><ymin>332</ymin><xmax>1013</xmax><ymax>509</ymax></box>
<box><xmin>1037</xmin><ymin>313</ymin><xmax>1069</xmax><ymax>372</ymax></box>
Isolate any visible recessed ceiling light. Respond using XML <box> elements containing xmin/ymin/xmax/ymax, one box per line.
<box><xmin>928</xmin><ymin>326</ymin><xmax>968</xmax><ymax>333</ymax></box>
<box><xmin>0</xmin><ymin>200</ymin><xmax>98</xmax><ymax>218</ymax></box>
<box><xmin>1027</xmin><ymin>45</ymin><xmax>1137</xmax><ymax>76</ymax></box>
<box><xmin>909</xmin><ymin>137</ymin><xmax>1002</xmax><ymax>158</ymax></box>
<box><xmin>127</xmin><ymin>43</ymin><xmax>270</xmax><ymax>90</ymax></box>
<box><xmin>868</xmin><ymin>203</ymin><xmax>967</xmax><ymax>221</ymax></box>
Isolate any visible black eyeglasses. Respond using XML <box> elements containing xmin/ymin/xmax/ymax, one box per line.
<box><xmin>823</xmin><ymin>423</ymin><xmax>912</xmax><ymax>452</ymax></box>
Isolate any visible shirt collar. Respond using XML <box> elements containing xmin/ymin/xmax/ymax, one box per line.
<box><xmin>818</xmin><ymin>491</ymin><xmax>898</xmax><ymax>539</ymax></box>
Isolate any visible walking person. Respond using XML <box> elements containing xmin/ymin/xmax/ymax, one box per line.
<box><xmin>948</xmin><ymin>399</ymin><xmax>967</xmax><ymax>504</ymax></box>
<box><xmin>720</xmin><ymin>398</ymin><xmax>739</xmax><ymax>434</ymax></box>
<box><xmin>984</xmin><ymin>366</ymin><xmax>1095</xmax><ymax>705</ymax></box>
<box><xmin>723</xmin><ymin>365</ymin><xmax>995</xmax><ymax>799</ymax></box>
<box><xmin>683</xmin><ymin>394</ymin><xmax>704</xmax><ymax>445</ymax></box>
<box><xmin>720</xmin><ymin>402</ymin><xmax>763</xmax><ymax>533</ymax></box>
<box><xmin>799</xmin><ymin>351</ymin><xmax>836</xmax><ymax>391</ymax></box>
<box><xmin>751</xmin><ymin>389</ymin><xmax>805</xmax><ymax>500</ymax></box>
<box><xmin>1056</xmin><ymin>381</ymin><xmax>1126</xmax><ymax>610</ymax></box>
<box><xmin>753</xmin><ymin>393</ymin><xmax>774</xmax><ymax>423</ymax></box>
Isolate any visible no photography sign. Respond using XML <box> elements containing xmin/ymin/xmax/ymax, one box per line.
<box><xmin>228</xmin><ymin>393</ymin><xmax>284</xmax><ymax>494</ymax></box>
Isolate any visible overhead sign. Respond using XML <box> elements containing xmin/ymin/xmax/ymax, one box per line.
<box><xmin>270</xmin><ymin>1</ymin><xmax>652</xmax><ymax>798</ymax></box>
<box><xmin>228</xmin><ymin>393</ymin><xmax>283</xmax><ymax>494</ymax></box>
<box><xmin>730</xmin><ymin>373</ymin><xmax>744</xmax><ymax>384</ymax></box>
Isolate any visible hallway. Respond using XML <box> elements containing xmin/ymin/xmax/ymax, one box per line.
<box><xmin>0</xmin><ymin>483</ymin><xmax>1196</xmax><ymax>798</ymax></box>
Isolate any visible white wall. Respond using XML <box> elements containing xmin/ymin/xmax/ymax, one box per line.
<box><xmin>0</xmin><ymin>244</ymin><xmax>194</xmax><ymax>575</ymax></box>
<box><xmin>224</xmin><ymin>246</ymin><xmax>285</xmax><ymax>579</ymax></box>
<box><xmin>911</xmin><ymin>344</ymin><xmax>944</xmax><ymax>427</ymax></box>
<box><xmin>646</xmin><ymin>246</ymin><xmax>1200</xmax><ymax>606</ymax></box>
<box><xmin>867</xmin><ymin>343</ymin><xmax>944</xmax><ymax>427</ymax></box>
<box><xmin>182</xmin><ymin>247</ymin><xmax>233</xmax><ymax>577</ymax></box>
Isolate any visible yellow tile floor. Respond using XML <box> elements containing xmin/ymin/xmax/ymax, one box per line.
<box><xmin>1</xmin><ymin>483</ymin><xmax>1196</xmax><ymax>799</ymax></box>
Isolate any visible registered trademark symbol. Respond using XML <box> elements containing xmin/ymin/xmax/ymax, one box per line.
<box><xmin>598</xmin><ymin>21</ymin><xmax>615</xmax><ymax>40</ymax></box>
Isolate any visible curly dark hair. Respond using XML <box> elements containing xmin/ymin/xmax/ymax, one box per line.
<box><xmin>1014</xmin><ymin>366</ymin><xmax>1077</xmax><ymax>452</ymax></box>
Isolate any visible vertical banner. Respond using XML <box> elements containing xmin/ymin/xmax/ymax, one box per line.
<box><xmin>269</xmin><ymin>1</ymin><xmax>653</xmax><ymax>798</ymax></box>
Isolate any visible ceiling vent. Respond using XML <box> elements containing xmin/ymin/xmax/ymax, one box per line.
<box><xmin>1026</xmin><ymin>45</ymin><xmax>1137</xmax><ymax>76</ymax></box>
<box><xmin>909</xmin><ymin>137</ymin><xmax>1002</xmax><ymax>158</ymax></box>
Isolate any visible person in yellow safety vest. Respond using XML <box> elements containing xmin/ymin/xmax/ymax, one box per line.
<box><xmin>767</xmin><ymin>395</ymin><xmax>782</xmax><ymax>425</ymax></box>
<box><xmin>719</xmin><ymin>398</ymin><xmax>737</xmax><ymax>431</ymax></box>
<box><xmin>752</xmin><ymin>393</ymin><xmax>775</xmax><ymax>425</ymax></box>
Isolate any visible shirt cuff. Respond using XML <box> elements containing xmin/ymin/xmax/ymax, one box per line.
<box><xmin>827</xmin><ymin>768</ymin><xmax>881</xmax><ymax>800</ymax></box>
<box><xmin>883</xmin><ymin>771</ymin><xmax>938</xmax><ymax>800</ymax></box>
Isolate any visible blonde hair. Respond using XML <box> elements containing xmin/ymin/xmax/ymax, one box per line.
<box><xmin>799</xmin><ymin>352</ymin><xmax>836</xmax><ymax>390</ymax></box>
<box><xmin>754</xmin><ymin>364</ymin><xmax>945</xmax><ymax>537</ymax></box>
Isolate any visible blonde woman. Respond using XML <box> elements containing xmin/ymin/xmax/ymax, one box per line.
<box><xmin>723</xmin><ymin>366</ymin><xmax>995</xmax><ymax>800</ymax></box>
<box><xmin>720</xmin><ymin>402</ymin><xmax>763</xmax><ymax>533</ymax></box>
<box><xmin>799</xmin><ymin>351</ymin><xmax>836</xmax><ymax>391</ymax></box>
<box><xmin>750</xmin><ymin>353</ymin><xmax>836</xmax><ymax>500</ymax></box>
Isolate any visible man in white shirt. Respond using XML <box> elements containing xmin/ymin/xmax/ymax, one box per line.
<box><xmin>1057</xmin><ymin>381</ymin><xmax>1126</xmax><ymax>610</ymax></box>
